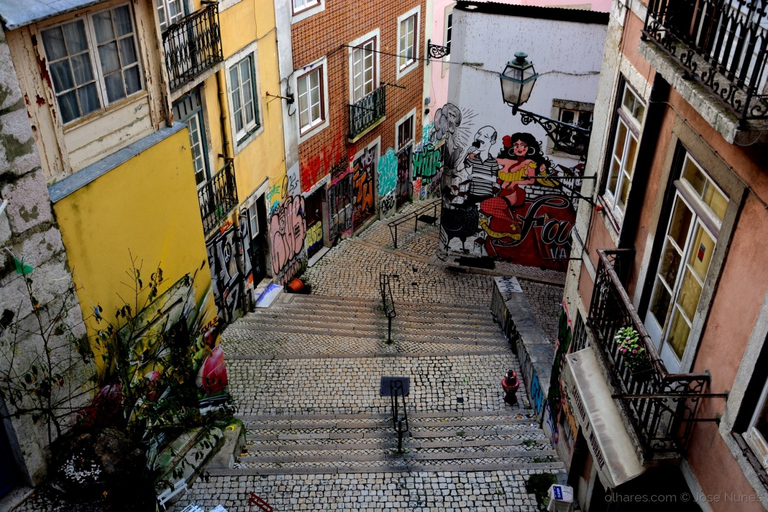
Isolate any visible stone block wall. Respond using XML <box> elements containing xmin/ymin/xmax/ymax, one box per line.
<box><xmin>0</xmin><ymin>27</ymin><xmax>87</xmax><ymax>487</ymax></box>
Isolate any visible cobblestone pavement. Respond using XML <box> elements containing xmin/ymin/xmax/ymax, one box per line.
<box><xmin>168</xmin><ymin>203</ymin><xmax>567</xmax><ymax>512</ymax></box>
<box><xmin>15</xmin><ymin>203</ymin><xmax>565</xmax><ymax>512</ymax></box>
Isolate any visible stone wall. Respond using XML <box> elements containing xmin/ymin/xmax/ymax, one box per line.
<box><xmin>0</xmin><ymin>26</ymin><xmax>87</xmax><ymax>487</ymax></box>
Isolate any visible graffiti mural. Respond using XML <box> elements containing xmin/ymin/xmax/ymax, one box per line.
<box><xmin>435</xmin><ymin>103</ymin><xmax>580</xmax><ymax>270</ymax></box>
<box><xmin>380</xmin><ymin>192</ymin><xmax>396</xmax><ymax>219</ymax></box>
<box><xmin>396</xmin><ymin>146</ymin><xmax>412</xmax><ymax>208</ymax></box>
<box><xmin>378</xmin><ymin>148</ymin><xmax>397</xmax><ymax>197</ymax></box>
<box><xmin>300</xmin><ymin>131</ymin><xmax>348</xmax><ymax>193</ymax></box>
<box><xmin>351</xmin><ymin>146</ymin><xmax>376</xmax><ymax>229</ymax></box>
<box><xmin>269</xmin><ymin>194</ymin><xmax>307</xmax><ymax>285</ymax></box>
<box><xmin>412</xmin><ymin>144</ymin><xmax>441</xmax><ymax>185</ymax></box>
<box><xmin>328</xmin><ymin>163</ymin><xmax>353</xmax><ymax>242</ymax></box>
<box><xmin>237</xmin><ymin>209</ymin><xmax>254</xmax><ymax>288</ymax></box>
<box><xmin>206</xmin><ymin>221</ymin><xmax>245</xmax><ymax>324</ymax></box>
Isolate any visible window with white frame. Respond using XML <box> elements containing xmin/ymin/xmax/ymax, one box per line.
<box><xmin>603</xmin><ymin>82</ymin><xmax>645</xmax><ymax>223</ymax></box>
<box><xmin>351</xmin><ymin>35</ymin><xmax>377</xmax><ymax>104</ymax></box>
<box><xmin>228</xmin><ymin>52</ymin><xmax>260</xmax><ymax>144</ymax></box>
<box><xmin>297</xmin><ymin>66</ymin><xmax>325</xmax><ymax>135</ymax></box>
<box><xmin>293</xmin><ymin>0</ymin><xmax>321</xmax><ymax>15</ymax></box>
<box><xmin>745</xmin><ymin>373</ymin><xmax>768</xmax><ymax>471</ymax></box>
<box><xmin>41</xmin><ymin>4</ymin><xmax>143</xmax><ymax>124</ymax></box>
<box><xmin>173</xmin><ymin>90</ymin><xmax>209</xmax><ymax>187</ymax></box>
<box><xmin>157</xmin><ymin>0</ymin><xmax>186</xmax><ymax>32</ymax></box>
<box><xmin>396</xmin><ymin>112</ymin><xmax>414</xmax><ymax>151</ymax></box>
<box><xmin>445</xmin><ymin>11</ymin><xmax>452</xmax><ymax>57</ymax></box>
<box><xmin>397</xmin><ymin>8</ymin><xmax>419</xmax><ymax>75</ymax></box>
<box><xmin>644</xmin><ymin>153</ymin><xmax>728</xmax><ymax>372</ymax></box>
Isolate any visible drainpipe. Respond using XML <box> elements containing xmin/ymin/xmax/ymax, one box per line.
<box><xmin>216</xmin><ymin>69</ymin><xmax>234</xmax><ymax>160</ymax></box>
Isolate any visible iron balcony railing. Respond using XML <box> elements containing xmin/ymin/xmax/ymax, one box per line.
<box><xmin>349</xmin><ymin>87</ymin><xmax>386</xmax><ymax>138</ymax></box>
<box><xmin>643</xmin><ymin>0</ymin><xmax>768</xmax><ymax>122</ymax></box>
<box><xmin>587</xmin><ymin>249</ymin><xmax>721</xmax><ymax>457</ymax></box>
<box><xmin>162</xmin><ymin>4</ymin><xmax>223</xmax><ymax>92</ymax></box>
<box><xmin>199</xmin><ymin>160</ymin><xmax>237</xmax><ymax>234</ymax></box>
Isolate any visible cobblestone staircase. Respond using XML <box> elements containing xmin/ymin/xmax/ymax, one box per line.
<box><xmin>214</xmin><ymin>293</ymin><xmax>564</xmax><ymax>478</ymax></box>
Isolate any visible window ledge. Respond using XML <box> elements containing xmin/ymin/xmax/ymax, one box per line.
<box><xmin>347</xmin><ymin>116</ymin><xmax>386</xmax><ymax>144</ymax></box>
<box><xmin>639</xmin><ymin>39</ymin><xmax>768</xmax><ymax>145</ymax></box>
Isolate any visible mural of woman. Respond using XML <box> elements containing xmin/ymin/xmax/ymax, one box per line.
<box><xmin>478</xmin><ymin>132</ymin><xmax>553</xmax><ymax>242</ymax></box>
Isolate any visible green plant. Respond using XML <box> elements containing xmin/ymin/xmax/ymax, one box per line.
<box><xmin>525</xmin><ymin>472</ymin><xmax>558</xmax><ymax>510</ymax></box>
<box><xmin>615</xmin><ymin>326</ymin><xmax>650</xmax><ymax>372</ymax></box>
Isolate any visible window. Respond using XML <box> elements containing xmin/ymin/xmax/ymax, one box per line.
<box><xmin>396</xmin><ymin>112</ymin><xmax>414</xmax><ymax>150</ymax></box>
<box><xmin>397</xmin><ymin>8</ymin><xmax>419</xmax><ymax>76</ymax></box>
<box><xmin>645</xmin><ymin>153</ymin><xmax>728</xmax><ymax>371</ymax></box>
<box><xmin>157</xmin><ymin>0</ymin><xmax>186</xmax><ymax>32</ymax></box>
<box><xmin>603</xmin><ymin>83</ymin><xmax>645</xmax><ymax>223</ymax></box>
<box><xmin>173</xmin><ymin>90</ymin><xmax>209</xmax><ymax>187</ymax></box>
<box><xmin>293</xmin><ymin>0</ymin><xmax>320</xmax><ymax>14</ymax></box>
<box><xmin>297</xmin><ymin>66</ymin><xmax>324</xmax><ymax>135</ymax></box>
<box><xmin>445</xmin><ymin>11</ymin><xmax>453</xmax><ymax>57</ymax></box>
<box><xmin>745</xmin><ymin>375</ymin><xmax>768</xmax><ymax>471</ymax></box>
<box><xmin>560</xmin><ymin>108</ymin><xmax>592</xmax><ymax>129</ymax></box>
<box><xmin>350</xmin><ymin>34</ymin><xmax>378</xmax><ymax>104</ymax></box>
<box><xmin>41</xmin><ymin>4</ymin><xmax>143</xmax><ymax>124</ymax></box>
<box><xmin>229</xmin><ymin>53</ymin><xmax>260</xmax><ymax>144</ymax></box>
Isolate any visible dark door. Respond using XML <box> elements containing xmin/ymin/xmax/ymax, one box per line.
<box><xmin>305</xmin><ymin>189</ymin><xmax>324</xmax><ymax>259</ymax></box>
<box><xmin>247</xmin><ymin>195</ymin><xmax>268</xmax><ymax>284</ymax></box>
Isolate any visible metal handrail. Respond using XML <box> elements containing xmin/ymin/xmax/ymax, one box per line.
<box><xmin>387</xmin><ymin>199</ymin><xmax>441</xmax><ymax>249</ymax></box>
<box><xmin>379</xmin><ymin>273</ymin><xmax>396</xmax><ymax>343</ymax></box>
<box><xmin>162</xmin><ymin>4</ymin><xmax>224</xmax><ymax>91</ymax></box>
<box><xmin>198</xmin><ymin>159</ymin><xmax>237</xmax><ymax>234</ymax></box>
<box><xmin>587</xmin><ymin>249</ymin><xmax>725</xmax><ymax>456</ymax></box>
<box><xmin>390</xmin><ymin>379</ymin><xmax>409</xmax><ymax>454</ymax></box>
<box><xmin>348</xmin><ymin>87</ymin><xmax>386</xmax><ymax>138</ymax></box>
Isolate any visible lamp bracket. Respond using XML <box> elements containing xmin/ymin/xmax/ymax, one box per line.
<box><xmin>427</xmin><ymin>39</ymin><xmax>450</xmax><ymax>65</ymax></box>
<box><xmin>512</xmin><ymin>106</ymin><xmax>591</xmax><ymax>158</ymax></box>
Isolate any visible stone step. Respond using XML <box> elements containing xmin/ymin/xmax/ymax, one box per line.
<box><xmin>225</xmin><ymin>322</ymin><xmax>505</xmax><ymax>343</ymax></box>
<box><xmin>274</xmin><ymin>295</ymin><xmax>493</xmax><ymax>315</ymax></box>
<box><xmin>239</xmin><ymin>311</ymin><xmax>498</xmax><ymax>331</ymax></box>
<box><xmin>212</xmin><ymin>458</ymin><xmax>565</xmax><ymax>476</ymax></box>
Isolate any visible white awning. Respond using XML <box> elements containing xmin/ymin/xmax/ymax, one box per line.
<box><xmin>563</xmin><ymin>346</ymin><xmax>645</xmax><ymax>488</ymax></box>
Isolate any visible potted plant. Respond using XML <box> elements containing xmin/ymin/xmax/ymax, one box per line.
<box><xmin>615</xmin><ymin>326</ymin><xmax>652</xmax><ymax>378</ymax></box>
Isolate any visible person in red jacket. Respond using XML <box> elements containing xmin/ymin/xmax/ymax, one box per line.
<box><xmin>502</xmin><ymin>370</ymin><xmax>520</xmax><ymax>406</ymax></box>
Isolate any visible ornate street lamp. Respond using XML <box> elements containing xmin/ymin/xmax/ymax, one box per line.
<box><xmin>499</xmin><ymin>52</ymin><xmax>591</xmax><ymax>159</ymax></box>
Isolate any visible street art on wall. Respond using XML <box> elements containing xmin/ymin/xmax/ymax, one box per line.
<box><xmin>206</xmin><ymin>221</ymin><xmax>245</xmax><ymax>324</ymax></box>
<box><xmin>396</xmin><ymin>146</ymin><xmax>412</xmax><ymax>208</ymax></box>
<box><xmin>435</xmin><ymin>102</ymin><xmax>579</xmax><ymax>270</ymax></box>
<box><xmin>352</xmin><ymin>146</ymin><xmax>376</xmax><ymax>229</ymax></box>
<box><xmin>378</xmin><ymin>148</ymin><xmax>397</xmax><ymax>197</ymax></box>
<box><xmin>269</xmin><ymin>193</ymin><xmax>307</xmax><ymax>286</ymax></box>
<box><xmin>328</xmin><ymin>162</ymin><xmax>353</xmax><ymax>242</ymax></box>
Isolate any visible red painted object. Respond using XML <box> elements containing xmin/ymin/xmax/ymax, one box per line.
<box><xmin>248</xmin><ymin>492</ymin><xmax>273</xmax><ymax>512</ymax></box>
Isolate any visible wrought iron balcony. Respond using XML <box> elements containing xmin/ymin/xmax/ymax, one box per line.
<box><xmin>349</xmin><ymin>87</ymin><xmax>386</xmax><ymax>139</ymax></box>
<box><xmin>198</xmin><ymin>160</ymin><xmax>237</xmax><ymax>234</ymax></box>
<box><xmin>162</xmin><ymin>4</ymin><xmax>223</xmax><ymax>92</ymax></box>
<box><xmin>643</xmin><ymin>0</ymin><xmax>768</xmax><ymax>123</ymax></box>
<box><xmin>587</xmin><ymin>249</ymin><xmax>718</xmax><ymax>457</ymax></box>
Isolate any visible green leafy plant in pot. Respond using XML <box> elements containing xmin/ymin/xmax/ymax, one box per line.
<box><xmin>615</xmin><ymin>326</ymin><xmax>652</xmax><ymax>376</ymax></box>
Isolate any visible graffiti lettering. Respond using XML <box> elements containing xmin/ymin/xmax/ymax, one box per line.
<box><xmin>352</xmin><ymin>147</ymin><xmax>376</xmax><ymax>228</ymax></box>
<box><xmin>396</xmin><ymin>146</ymin><xmax>412</xmax><ymax>208</ymax></box>
<box><xmin>306</xmin><ymin>221</ymin><xmax>323</xmax><ymax>253</ymax></box>
<box><xmin>206</xmin><ymin>223</ymin><xmax>244</xmax><ymax>324</ymax></box>
<box><xmin>530</xmin><ymin>373</ymin><xmax>544</xmax><ymax>416</ymax></box>
<box><xmin>380</xmin><ymin>192</ymin><xmax>396</xmax><ymax>219</ymax></box>
<box><xmin>328</xmin><ymin>169</ymin><xmax>353</xmax><ymax>242</ymax></box>
<box><xmin>412</xmin><ymin>144</ymin><xmax>442</xmax><ymax>183</ymax></box>
<box><xmin>517</xmin><ymin>195</ymin><xmax>571</xmax><ymax>243</ymax></box>
<box><xmin>269</xmin><ymin>195</ymin><xmax>306</xmax><ymax>283</ymax></box>
<box><xmin>378</xmin><ymin>148</ymin><xmax>397</xmax><ymax>197</ymax></box>
<box><xmin>300</xmin><ymin>131</ymin><xmax>347</xmax><ymax>192</ymax></box>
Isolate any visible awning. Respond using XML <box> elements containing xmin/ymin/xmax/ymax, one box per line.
<box><xmin>563</xmin><ymin>346</ymin><xmax>645</xmax><ymax>488</ymax></box>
